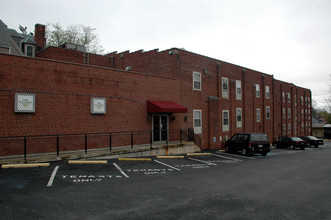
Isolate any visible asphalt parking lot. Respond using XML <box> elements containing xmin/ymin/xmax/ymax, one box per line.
<box><xmin>1</xmin><ymin>142</ymin><xmax>331</xmax><ymax>219</ymax></box>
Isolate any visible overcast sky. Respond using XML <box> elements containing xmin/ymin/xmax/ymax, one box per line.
<box><xmin>2</xmin><ymin>0</ymin><xmax>330</xmax><ymax>109</ymax></box>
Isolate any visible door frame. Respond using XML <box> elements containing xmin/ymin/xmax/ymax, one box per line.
<box><xmin>152</xmin><ymin>114</ymin><xmax>169</xmax><ymax>143</ymax></box>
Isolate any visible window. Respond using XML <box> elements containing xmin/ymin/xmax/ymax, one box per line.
<box><xmin>288</xmin><ymin>108</ymin><xmax>291</xmax><ymax>118</ymax></box>
<box><xmin>193</xmin><ymin>72</ymin><xmax>201</xmax><ymax>91</ymax></box>
<box><xmin>282</xmin><ymin>92</ymin><xmax>285</xmax><ymax>102</ymax></box>
<box><xmin>288</xmin><ymin>124</ymin><xmax>291</xmax><ymax>134</ymax></box>
<box><xmin>301</xmin><ymin>109</ymin><xmax>304</xmax><ymax>117</ymax></box>
<box><xmin>25</xmin><ymin>45</ymin><xmax>34</xmax><ymax>57</ymax></box>
<box><xmin>222</xmin><ymin>77</ymin><xmax>229</xmax><ymax>99</ymax></box>
<box><xmin>301</xmin><ymin>96</ymin><xmax>303</xmax><ymax>105</ymax></box>
<box><xmin>256</xmin><ymin>84</ymin><xmax>260</xmax><ymax>98</ymax></box>
<box><xmin>287</xmin><ymin>93</ymin><xmax>291</xmax><ymax>103</ymax></box>
<box><xmin>223</xmin><ymin>110</ymin><xmax>229</xmax><ymax>131</ymax></box>
<box><xmin>265</xmin><ymin>86</ymin><xmax>270</xmax><ymax>99</ymax></box>
<box><xmin>236</xmin><ymin>108</ymin><xmax>242</xmax><ymax>128</ymax></box>
<box><xmin>193</xmin><ymin>110</ymin><xmax>202</xmax><ymax>134</ymax></box>
<box><xmin>282</xmin><ymin>124</ymin><xmax>286</xmax><ymax>134</ymax></box>
<box><xmin>283</xmin><ymin>108</ymin><xmax>285</xmax><ymax>119</ymax></box>
<box><xmin>256</xmin><ymin>108</ymin><xmax>260</xmax><ymax>122</ymax></box>
<box><xmin>236</xmin><ymin>80</ymin><xmax>241</xmax><ymax>100</ymax></box>
<box><xmin>266</xmin><ymin>106</ymin><xmax>270</xmax><ymax>119</ymax></box>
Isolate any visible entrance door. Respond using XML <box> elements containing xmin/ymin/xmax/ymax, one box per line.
<box><xmin>153</xmin><ymin>115</ymin><xmax>168</xmax><ymax>142</ymax></box>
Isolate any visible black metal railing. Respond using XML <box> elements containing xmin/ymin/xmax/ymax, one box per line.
<box><xmin>0</xmin><ymin>128</ymin><xmax>201</xmax><ymax>160</ymax></box>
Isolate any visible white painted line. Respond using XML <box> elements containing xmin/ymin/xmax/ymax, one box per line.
<box><xmin>154</xmin><ymin>160</ymin><xmax>181</xmax><ymax>171</ymax></box>
<box><xmin>187</xmin><ymin>157</ymin><xmax>217</xmax><ymax>166</ymax></box>
<box><xmin>113</xmin><ymin>163</ymin><xmax>129</xmax><ymax>178</ymax></box>
<box><xmin>47</xmin><ymin>166</ymin><xmax>59</xmax><ymax>187</ymax></box>
<box><xmin>217</xmin><ymin>152</ymin><xmax>256</xmax><ymax>160</ymax></box>
<box><xmin>210</xmin><ymin>153</ymin><xmax>243</xmax><ymax>162</ymax></box>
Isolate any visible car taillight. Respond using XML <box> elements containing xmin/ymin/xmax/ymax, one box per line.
<box><xmin>249</xmin><ymin>143</ymin><xmax>252</xmax><ymax>148</ymax></box>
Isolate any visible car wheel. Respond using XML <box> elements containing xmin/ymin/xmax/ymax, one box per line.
<box><xmin>290</xmin><ymin>145</ymin><xmax>294</xmax><ymax>150</ymax></box>
<box><xmin>242</xmin><ymin>148</ymin><xmax>251</xmax><ymax>156</ymax></box>
<box><xmin>300</xmin><ymin>147</ymin><xmax>305</xmax><ymax>150</ymax></box>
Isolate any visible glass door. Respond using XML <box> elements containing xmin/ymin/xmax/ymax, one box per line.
<box><xmin>153</xmin><ymin>115</ymin><xmax>168</xmax><ymax>142</ymax></box>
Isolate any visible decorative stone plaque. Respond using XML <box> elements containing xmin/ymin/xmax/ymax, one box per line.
<box><xmin>91</xmin><ymin>98</ymin><xmax>106</xmax><ymax>114</ymax></box>
<box><xmin>15</xmin><ymin>93</ymin><xmax>36</xmax><ymax>113</ymax></box>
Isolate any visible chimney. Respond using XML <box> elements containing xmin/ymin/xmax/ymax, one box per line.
<box><xmin>35</xmin><ymin>23</ymin><xmax>46</xmax><ymax>53</ymax></box>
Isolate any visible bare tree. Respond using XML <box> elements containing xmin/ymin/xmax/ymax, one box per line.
<box><xmin>46</xmin><ymin>22</ymin><xmax>104</xmax><ymax>54</ymax></box>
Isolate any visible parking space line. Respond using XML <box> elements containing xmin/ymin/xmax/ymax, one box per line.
<box><xmin>187</xmin><ymin>157</ymin><xmax>217</xmax><ymax>165</ymax></box>
<box><xmin>216</xmin><ymin>152</ymin><xmax>256</xmax><ymax>160</ymax></box>
<box><xmin>210</xmin><ymin>153</ymin><xmax>243</xmax><ymax>162</ymax></box>
<box><xmin>154</xmin><ymin>160</ymin><xmax>181</xmax><ymax>171</ymax></box>
<box><xmin>47</xmin><ymin>166</ymin><xmax>59</xmax><ymax>187</ymax></box>
<box><xmin>113</xmin><ymin>163</ymin><xmax>129</xmax><ymax>178</ymax></box>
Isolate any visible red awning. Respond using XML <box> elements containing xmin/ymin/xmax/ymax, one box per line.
<box><xmin>147</xmin><ymin>100</ymin><xmax>188</xmax><ymax>113</ymax></box>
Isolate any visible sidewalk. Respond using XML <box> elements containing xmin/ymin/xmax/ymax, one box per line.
<box><xmin>0</xmin><ymin>141</ymin><xmax>200</xmax><ymax>165</ymax></box>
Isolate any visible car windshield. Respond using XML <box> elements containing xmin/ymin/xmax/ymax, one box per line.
<box><xmin>307</xmin><ymin>136</ymin><xmax>318</xmax><ymax>140</ymax></box>
<box><xmin>251</xmin><ymin>134</ymin><xmax>269</xmax><ymax>142</ymax></box>
<box><xmin>292</xmin><ymin>137</ymin><xmax>303</xmax><ymax>141</ymax></box>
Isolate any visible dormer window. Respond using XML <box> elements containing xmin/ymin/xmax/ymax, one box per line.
<box><xmin>25</xmin><ymin>45</ymin><xmax>35</xmax><ymax>57</ymax></box>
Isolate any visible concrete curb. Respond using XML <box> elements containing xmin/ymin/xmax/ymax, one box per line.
<box><xmin>68</xmin><ymin>160</ymin><xmax>107</xmax><ymax>164</ymax></box>
<box><xmin>118</xmin><ymin>158</ymin><xmax>152</xmax><ymax>161</ymax></box>
<box><xmin>186</xmin><ymin>153</ymin><xmax>211</xmax><ymax>156</ymax></box>
<box><xmin>1</xmin><ymin>163</ymin><xmax>50</xmax><ymax>169</ymax></box>
<box><xmin>156</xmin><ymin>155</ymin><xmax>185</xmax><ymax>159</ymax></box>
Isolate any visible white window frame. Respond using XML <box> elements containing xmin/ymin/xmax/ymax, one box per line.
<box><xmin>193</xmin><ymin>72</ymin><xmax>201</xmax><ymax>91</ymax></box>
<box><xmin>287</xmin><ymin>93</ymin><xmax>291</xmax><ymax>103</ymax></box>
<box><xmin>288</xmin><ymin>124</ymin><xmax>291</xmax><ymax>134</ymax></box>
<box><xmin>282</xmin><ymin>124</ymin><xmax>286</xmax><ymax>134</ymax></box>
<box><xmin>265</xmin><ymin>86</ymin><xmax>270</xmax><ymax>99</ymax></box>
<box><xmin>25</xmin><ymin>44</ymin><xmax>35</xmax><ymax>57</ymax></box>
<box><xmin>222</xmin><ymin>77</ymin><xmax>229</xmax><ymax>99</ymax></box>
<box><xmin>288</xmin><ymin>108</ymin><xmax>291</xmax><ymax>118</ymax></box>
<box><xmin>236</xmin><ymin>108</ymin><xmax>242</xmax><ymax>128</ymax></box>
<box><xmin>256</xmin><ymin>108</ymin><xmax>261</xmax><ymax>122</ymax></box>
<box><xmin>283</xmin><ymin>108</ymin><xmax>285</xmax><ymax>119</ymax></box>
<box><xmin>223</xmin><ymin>110</ymin><xmax>229</xmax><ymax>132</ymax></box>
<box><xmin>256</xmin><ymin>84</ymin><xmax>260</xmax><ymax>98</ymax></box>
<box><xmin>266</xmin><ymin>106</ymin><xmax>270</xmax><ymax>119</ymax></box>
<box><xmin>282</xmin><ymin>92</ymin><xmax>285</xmax><ymax>102</ymax></box>
<box><xmin>193</xmin><ymin>110</ymin><xmax>202</xmax><ymax>134</ymax></box>
<box><xmin>236</xmin><ymin>80</ymin><xmax>242</xmax><ymax>100</ymax></box>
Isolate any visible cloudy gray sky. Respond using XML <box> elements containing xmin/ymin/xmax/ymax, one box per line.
<box><xmin>2</xmin><ymin>0</ymin><xmax>330</xmax><ymax>109</ymax></box>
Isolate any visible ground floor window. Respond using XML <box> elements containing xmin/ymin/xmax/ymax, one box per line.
<box><xmin>223</xmin><ymin>110</ymin><xmax>229</xmax><ymax>131</ymax></box>
<box><xmin>256</xmin><ymin>108</ymin><xmax>261</xmax><ymax>122</ymax></box>
<box><xmin>193</xmin><ymin>110</ymin><xmax>202</xmax><ymax>134</ymax></box>
<box><xmin>266</xmin><ymin>106</ymin><xmax>270</xmax><ymax>119</ymax></box>
<box><xmin>236</xmin><ymin>108</ymin><xmax>242</xmax><ymax>128</ymax></box>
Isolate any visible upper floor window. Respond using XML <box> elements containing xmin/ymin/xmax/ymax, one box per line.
<box><xmin>256</xmin><ymin>84</ymin><xmax>260</xmax><ymax>98</ymax></box>
<box><xmin>282</xmin><ymin>92</ymin><xmax>285</xmax><ymax>102</ymax></box>
<box><xmin>265</xmin><ymin>86</ymin><xmax>270</xmax><ymax>99</ymax></box>
<box><xmin>25</xmin><ymin>45</ymin><xmax>35</xmax><ymax>57</ymax></box>
<box><xmin>287</xmin><ymin>93</ymin><xmax>291</xmax><ymax>103</ymax></box>
<box><xmin>236</xmin><ymin>80</ymin><xmax>242</xmax><ymax>100</ymax></box>
<box><xmin>193</xmin><ymin>72</ymin><xmax>201</xmax><ymax>91</ymax></box>
<box><xmin>222</xmin><ymin>77</ymin><xmax>229</xmax><ymax>99</ymax></box>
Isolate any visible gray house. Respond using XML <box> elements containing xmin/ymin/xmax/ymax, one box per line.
<box><xmin>0</xmin><ymin>20</ymin><xmax>43</xmax><ymax>57</ymax></box>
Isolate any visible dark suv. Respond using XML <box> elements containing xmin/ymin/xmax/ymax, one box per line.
<box><xmin>224</xmin><ymin>133</ymin><xmax>271</xmax><ymax>156</ymax></box>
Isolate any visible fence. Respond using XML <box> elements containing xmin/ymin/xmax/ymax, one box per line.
<box><xmin>0</xmin><ymin>128</ymin><xmax>200</xmax><ymax>160</ymax></box>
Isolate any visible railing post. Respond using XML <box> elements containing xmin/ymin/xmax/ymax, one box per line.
<box><xmin>131</xmin><ymin>132</ymin><xmax>133</xmax><ymax>149</ymax></box>
<box><xmin>24</xmin><ymin>136</ymin><xmax>27</xmax><ymax>162</ymax></box>
<box><xmin>150</xmin><ymin>130</ymin><xmax>153</xmax><ymax>148</ymax></box>
<box><xmin>57</xmin><ymin>135</ymin><xmax>59</xmax><ymax>157</ymax></box>
<box><xmin>85</xmin><ymin>134</ymin><xmax>87</xmax><ymax>154</ymax></box>
<box><xmin>109</xmin><ymin>133</ymin><xmax>112</xmax><ymax>152</ymax></box>
<box><xmin>180</xmin><ymin>129</ymin><xmax>182</xmax><ymax>145</ymax></box>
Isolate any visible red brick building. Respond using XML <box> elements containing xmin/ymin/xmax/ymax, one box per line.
<box><xmin>0</xmin><ymin>24</ymin><xmax>312</xmax><ymax>156</ymax></box>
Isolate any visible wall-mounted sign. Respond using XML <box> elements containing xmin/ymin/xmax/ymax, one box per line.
<box><xmin>15</xmin><ymin>93</ymin><xmax>35</xmax><ymax>113</ymax></box>
<box><xmin>91</xmin><ymin>98</ymin><xmax>106</xmax><ymax>114</ymax></box>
